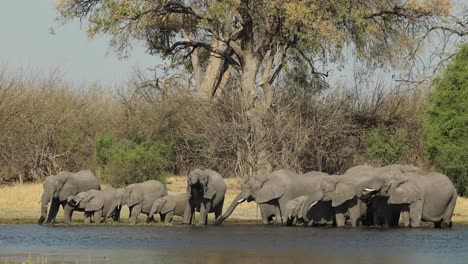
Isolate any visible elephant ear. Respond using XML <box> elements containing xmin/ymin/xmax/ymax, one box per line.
<box><xmin>127</xmin><ymin>190</ymin><xmax>143</xmax><ymax>207</ymax></box>
<box><xmin>85</xmin><ymin>193</ymin><xmax>104</xmax><ymax>212</ymax></box>
<box><xmin>388</xmin><ymin>181</ymin><xmax>421</xmax><ymax>204</ymax></box>
<box><xmin>203</xmin><ymin>181</ymin><xmax>217</xmax><ymax>200</ymax></box>
<box><xmin>332</xmin><ymin>182</ymin><xmax>355</xmax><ymax>207</ymax></box>
<box><xmin>254</xmin><ymin>178</ymin><xmax>284</xmax><ymax>204</ymax></box>
<box><xmin>161</xmin><ymin>198</ymin><xmax>176</xmax><ymax>214</ymax></box>
<box><xmin>59</xmin><ymin>183</ymin><xmax>77</xmax><ymax>201</ymax></box>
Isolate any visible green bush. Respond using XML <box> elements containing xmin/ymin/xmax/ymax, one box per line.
<box><xmin>364</xmin><ymin>125</ymin><xmax>408</xmax><ymax>165</ymax></box>
<box><xmin>95</xmin><ymin>133</ymin><xmax>174</xmax><ymax>187</ymax></box>
<box><xmin>423</xmin><ymin>44</ymin><xmax>468</xmax><ymax>196</ymax></box>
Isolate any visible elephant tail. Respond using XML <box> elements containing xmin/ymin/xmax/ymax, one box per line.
<box><xmin>442</xmin><ymin>188</ymin><xmax>457</xmax><ymax>227</ymax></box>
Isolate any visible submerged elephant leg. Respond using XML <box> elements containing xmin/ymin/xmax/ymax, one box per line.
<box><xmin>129</xmin><ymin>204</ymin><xmax>142</xmax><ymax>224</ymax></box>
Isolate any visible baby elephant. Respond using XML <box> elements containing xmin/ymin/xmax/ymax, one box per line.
<box><xmin>149</xmin><ymin>193</ymin><xmax>188</xmax><ymax>223</ymax></box>
<box><xmin>67</xmin><ymin>187</ymin><xmax>123</xmax><ymax>224</ymax></box>
<box><xmin>284</xmin><ymin>196</ymin><xmax>318</xmax><ymax>226</ymax></box>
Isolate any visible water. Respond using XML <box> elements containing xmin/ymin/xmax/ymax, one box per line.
<box><xmin>0</xmin><ymin>224</ymin><xmax>467</xmax><ymax>263</ymax></box>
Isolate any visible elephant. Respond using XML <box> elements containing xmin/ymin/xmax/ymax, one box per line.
<box><xmin>67</xmin><ymin>187</ymin><xmax>124</xmax><ymax>224</ymax></box>
<box><xmin>284</xmin><ymin>195</ymin><xmax>322</xmax><ymax>226</ymax></box>
<box><xmin>149</xmin><ymin>193</ymin><xmax>188</xmax><ymax>223</ymax></box>
<box><xmin>112</xmin><ymin>180</ymin><xmax>168</xmax><ymax>224</ymax></box>
<box><xmin>38</xmin><ymin>170</ymin><xmax>101</xmax><ymax>225</ymax></box>
<box><xmin>183</xmin><ymin>169</ymin><xmax>227</xmax><ymax>225</ymax></box>
<box><xmin>347</xmin><ymin>164</ymin><xmax>425</xmax><ymax>227</ymax></box>
<box><xmin>214</xmin><ymin>170</ymin><xmax>332</xmax><ymax>225</ymax></box>
<box><xmin>361</xmin><ymin>171</ymin><xmax>457</xmax><ymax>228</ymax></box>
<box><xmin>258</xmin><ymin>202</ymin><xmax>282</xmax><ymax>224</ymax></box>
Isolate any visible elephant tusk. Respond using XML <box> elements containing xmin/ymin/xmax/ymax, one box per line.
<box><xmin>308</xmin><ymin>201</ymin><xmax>318</xmax><ymax>209</ymax></box>
<box><xmin>364</xmin><ymin>188</ymin><xmax>375</xmax><ymax>192</ymax></box>
<box><xmin>237</xmin><ymin>198</ymin><xmax>246</xmax><ymax>203</ymax></box>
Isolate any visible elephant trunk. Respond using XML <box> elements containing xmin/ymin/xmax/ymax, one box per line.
<box><xmin>38</xmin><ymin>192</ymin><xmax>52</xmax><ymax>225</ymax></box>
<box><xmin>213</xmin><ymin>190</ymin><xmax>250</xmax><ymax>225</ymax></box>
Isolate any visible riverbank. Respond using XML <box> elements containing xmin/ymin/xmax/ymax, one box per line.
<box><xmin>0</xmin><ymin>176</ymin><xmax>467</xmax><ymax>225</ymax></box>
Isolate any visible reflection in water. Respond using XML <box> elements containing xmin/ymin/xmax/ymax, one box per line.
<box><xmin>0</xmin><ymin>225</ymin><xmax>466</xmax><ymax>264</ymax></box>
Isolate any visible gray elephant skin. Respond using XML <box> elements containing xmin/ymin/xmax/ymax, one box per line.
<box><xmin>67</xmin><ymin>187</ymin><xmax>123</xmax><ymax>224</ymax></box>
<box><xmin>39</xmin><ymin>170</ymin><xmax>101</xmax><ymax>225</ymax></box>
<box><xmin>119</xmin><ymin>180</ymin><xmax>168</xmax><ymax>224</ymax></box>
<box><xmin>343</xmin><ymin>164</ymin><xmax>424</xmax><ymax>227</ymax></box>
<box><xmin>214</xmin><ymin>170</ymin><xmax>332</xmax><ymax>225</ymax></box>
<box><xmin>361</xmin><ymin>171</ymin><xmax>457</xmax><ymax>228</ymax></box>
<box><xmin>183</xmin><ymin>169</ymin><xmax>227</xmax><ymax>225</ymax></box>
<box><xmin>149</xmin><ymin>193</ymin><xmax>188</xmax><ymax>223</ymax></box>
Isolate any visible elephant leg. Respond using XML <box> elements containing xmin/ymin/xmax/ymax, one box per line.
<box><xmin>129</xmin><ymin>204</ymin><xmax>142</xmax><ymax>225</ymax></box>
<box><xmin>63</xmin><ymin>203</ymin><xmax>74</xmax><ymax>224</ymax></box>
<box><xmin>146</xmin><ymin>214</ymin><xmax>156</xmax><ymax>223</ymax></box>
<box><xmin>160</xmin><ymin>213</ymin><xmax>166</xmax><ymax>223</ymax></box>
<box><xmin>214</xmin><ymin>202</ymin><xmax>223</xmax><ymax>220</ymax></box>
<box><xmin>182</xmin><ymin>200</ymin><xmax>194</xmax><ymax>225</ymax></box>
<box><xmin>199</xmin><ymin>200</ymin><xmax>212</xmax><ymax>225</ymax></box>
<box><xmin>348</xmin><ymin>204</ymin><xmax>361</xmax><ymax>227</ymax></box>
<box><xmin>401</xmin><ymin>211</ymin><xmax>410</xmax><ymax>227</ymax></box>
<box><xmin>46</xmin><ymin>198</ymin><xmax>61</xmax><ymax>224</ymax></box>
<box><xmin>84</xmin><ymin>212</ymin><xmax>92</xmax><ymax>224</ymax></box>
<box><xmin>409</xmin><ymin>200</ymin><xmax>423</xmax><ymax>228</ymax></box>
<box><xmin>165</xmin><ymin>211</ymin><xmax>174</xmax><ymax>224</ymax></box>
<box><xmin>113</xmin><ymin>207</ymin><xmax>121</xmax><ymax>222</ymax></box>
<box><xmin>94</xmin><ymin>210</ymin><xmax>103</xmax><ymax>224</ymax></box>
<box><xmin>274</xmin><ymin>205</ymin><xmax>282</xmax><ymax>224</ymax></box>
<box><xmin>335</xmin><ymin>213</ymin><xmax>346</xmax><ymax>227</ymax></box>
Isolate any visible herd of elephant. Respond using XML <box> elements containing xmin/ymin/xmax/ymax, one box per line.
<box><xmin>38</xmin><ymin>164</ymin><xmax>458</xmax><ymax>228</ymax></box>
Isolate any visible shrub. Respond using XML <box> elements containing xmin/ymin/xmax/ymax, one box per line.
<box><xmin>423</xmin><ymin>44</ymin><xmax>468</xmax><ymax>196</ymax></box>
<box><xmin>364</xmin><ymin>125</ymin><xmax>409</xmax><ymax>165</ymax></box>
<box><xmin>95</xmin><ymin>133</ymin><xmax>173</xmax><ymax>187</ymax></box>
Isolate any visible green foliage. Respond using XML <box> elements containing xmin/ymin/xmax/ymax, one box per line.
<box><xmin>364</xmin><ymin>125</ymin><xmax>408</xmax><ymax>165</ymax></box>
<box><xmin>423</xmin><ymin>44</ymin><xmax>468</xmax><ymax>196</ymax></box>
<box><xmin>95</xmin><ymin>133</ymin><xmax>174</xmax><ymax>187</ymax></box>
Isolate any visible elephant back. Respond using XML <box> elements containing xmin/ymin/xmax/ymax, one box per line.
<box><xmin>58</xmin><ymin>170</ymin><xmax>101</xmax><ymax>201</ymax></box>
<box><xmin>137</xmin><ymin>180</ymin><xmax>168</xmax><ymax>214</ymax></box>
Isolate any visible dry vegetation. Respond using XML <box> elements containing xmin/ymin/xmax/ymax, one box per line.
<box><xmin>0</xmin><ymin>176</ymin><xmax>466</xmax><ymax>225</ymax></box>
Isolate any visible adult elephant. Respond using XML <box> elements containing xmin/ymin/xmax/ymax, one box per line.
<box><xmin>213</xmin><ymin>170</ymin><xmax>331</xmax><ymax>225</ymax></box>
<box><xmin>67</xmin><ymin>187</ymin><xmax>124</xmax><ymax>223</ymax></box>
<box><xmin>347</xmin><ymin>164</ymin><xmax>425</xmax><ymax>227</ymax></box>
<box><xmin>38</xmin><ymin>170</ymin><xmax>101</xmax><ymax>225</ymax></box>
<box><xmin>120</xmin><ymin>180</ymin><xmax>168</xmax><ymax>224</ymax></box>
<box><xmin>183</xmin><ymin>169</ymin><xmax>227</xmax><ymax>225</ymax></box>
<box><xmin>361</xmin><ymin>171</ymin><xmax>457</xmax><ymax>228</ymax></box>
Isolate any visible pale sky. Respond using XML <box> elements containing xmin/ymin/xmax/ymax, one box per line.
<box><xmin>0</xmin><ymin>0</ymin><xmax>157</xmax><ymax>85</ymax></box>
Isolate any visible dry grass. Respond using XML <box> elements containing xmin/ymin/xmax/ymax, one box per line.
<box><xmin>0</xmin><ymin>177</ymin><xmax>466</xmax><ymax>225</ymax></box>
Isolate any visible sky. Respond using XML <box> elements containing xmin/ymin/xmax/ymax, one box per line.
<box><xmin>0</xmin><ymin>1</ymin><xmax>465</xmax><ymax>87</ymax></box>
<box><xmin>0</xmin><ymin>1</ymin><xmax>158</xmax><ymax>85</ymax></box>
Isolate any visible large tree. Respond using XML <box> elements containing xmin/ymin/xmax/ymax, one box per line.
<box><xmin>56</xmin><ymin>0</ymin><xmax>466</xmax><ymax>175</ymax></box>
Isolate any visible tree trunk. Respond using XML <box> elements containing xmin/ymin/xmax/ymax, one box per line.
<box><xmin>197</xmin><ymin>40</ymin><xmax>227</xmax><ymax>99</ymax></box>
<box><xmin>240</xmin><ymin>53</ymin><xmax>272</xmax><ymax>177</ymax></box>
